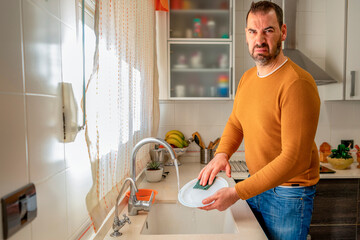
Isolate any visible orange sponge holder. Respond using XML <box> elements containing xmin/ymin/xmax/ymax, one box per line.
<box><xmin>125</xmin><ymin>189</ymin><xmax>158</xmax><ymax>203</ymax></box>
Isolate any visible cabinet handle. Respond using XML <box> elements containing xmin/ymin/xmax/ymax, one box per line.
<box><xmin>350</xmin><ymin>71</ymin><xmax>355</xmax><ymax>97</ymax></box>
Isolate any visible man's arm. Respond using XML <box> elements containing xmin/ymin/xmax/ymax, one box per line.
<box><xmin>197</xmin><ymin>84</ymin><xmax>244</xmax><ymax>186</ymax></box>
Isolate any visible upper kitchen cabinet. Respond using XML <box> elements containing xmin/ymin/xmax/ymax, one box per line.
<box><xmin>344</xmin><ymin>0</ymin><xmax>360</xmax><ymax>100</ymax></box>
<box><xmin>165</xmin><ymin>0</ymin><xmax>234</xmax><ymax>100</ymax></box>
<box><xmin>320</xmin><ymin>0</ymin><xmax>360</xmax><ymax>101</ymax></box>
<box><xmin>169</xmin><ymin>0</ymin><xmax>232</xmax><ymax>41</ymax></box>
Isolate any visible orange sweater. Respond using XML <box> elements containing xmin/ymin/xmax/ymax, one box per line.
<box><xmin>216</xmin><ymin>58</ymin><xmax>320</xmax><ymax>200</ymax></box>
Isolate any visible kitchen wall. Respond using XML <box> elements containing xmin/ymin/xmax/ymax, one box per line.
<box><xmin>158</xmin><ymin>0</ymin><xmax>360</xmax><ymax>158</ymax></box>
<box><xmin>0</xmin><ymin>0</ymin><xmax>93</xmax><ymax>240</ymax></box>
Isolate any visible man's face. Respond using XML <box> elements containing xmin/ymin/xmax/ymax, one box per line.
<box><xmin>245</xmin><ymin>10</ymin><xmax>286</xmax><ymax>66</ymax></box>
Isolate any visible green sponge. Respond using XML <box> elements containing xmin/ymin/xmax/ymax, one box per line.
<box><xmin>193</xmin><ymin>177</ymin><xmax>216</xmax><ymax>190</ymax></box>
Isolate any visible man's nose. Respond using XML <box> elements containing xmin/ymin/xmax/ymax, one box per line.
<box><xmin>255</xmin><ymin>33</ymin><xmax>266</xmax><ymax>45</ymax></box>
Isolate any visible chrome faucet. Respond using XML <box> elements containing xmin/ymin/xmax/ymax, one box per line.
<box><xmin>111</xmin><ymin>137</ymin><xmax>177</xmax><ymax>237</ymax></box>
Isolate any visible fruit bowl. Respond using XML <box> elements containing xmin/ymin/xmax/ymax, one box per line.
<box><xmin>164</xmin><ymin>147</ymin><xmax>188</xmax><ymax>158</ymax></box>
<box><xmin>327</xmin><ymin>157</ymin><xmax>354</xmax><ymax>170</ymax></box>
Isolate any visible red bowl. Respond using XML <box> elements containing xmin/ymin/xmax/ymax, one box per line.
<box><xmin>125</xmin><ymin>189</ymin><xmax>158</xmax><ymax>203</ymax></box>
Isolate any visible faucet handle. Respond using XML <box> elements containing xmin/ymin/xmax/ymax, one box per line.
<box><xmin>122</xmin><ymin>214</ymin><xmax>131</xmax><ymax>224</ymax></box>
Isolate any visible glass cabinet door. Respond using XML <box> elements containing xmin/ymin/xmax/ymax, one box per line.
<box><xmin>169</xmin><ymin>43</ymin><xmax>232</xmax><ymax>99</ymax></box>
<box><xmin>169</xmin><ymin>0</ymin><xmax>231</xmax><ymax>40</ymax></box>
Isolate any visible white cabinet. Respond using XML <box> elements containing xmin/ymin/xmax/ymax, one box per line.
<box><xmin>165</xmin><ymin>0</ymin><xmax>234</xmax><ymax>100</ymax></box>
<box><xmin>345</xmin><ymin>0</ymin><xmax>360</xmax><ymax>100</ymax></box>
<box><xmin>321</xmin><ymin>0</ymin><xmax>360</xmax><ymax>101</ymax></box>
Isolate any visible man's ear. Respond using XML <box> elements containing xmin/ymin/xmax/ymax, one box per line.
<box><xmin>281</xmin><ymin>24</ymin><xmax>287</xmax><ymax>41</ymax></box>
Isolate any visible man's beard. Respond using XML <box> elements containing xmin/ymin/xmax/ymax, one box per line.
<box><xmin>249</xmin><ymin>37</ymin><xmax>282</xmax><ymax>66</ymax></box>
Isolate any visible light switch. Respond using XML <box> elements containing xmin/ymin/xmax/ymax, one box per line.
<box><xmin>1</xmin><ymin>183</ymin><xmax>37</xmax><ymax>239</ymax></box>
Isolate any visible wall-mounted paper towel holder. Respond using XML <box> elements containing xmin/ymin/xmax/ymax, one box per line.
<box><xmin>62</xmin><ymin>82</ymin><xmax>83</xmax><ymax>143</ymax></box>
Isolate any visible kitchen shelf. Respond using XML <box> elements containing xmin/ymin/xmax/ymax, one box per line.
<box><xmin>170</xmin><ymin>9</ymin><xmax>229</xmax><ymax>14</ymax></box>
<box><xmin>171</xmin><ymin>68</ymin><xmax>229</xmax><ymax>72</ymax></box>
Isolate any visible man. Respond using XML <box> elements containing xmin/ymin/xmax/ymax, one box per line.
<box><xmin>197</xmin><ymin>1</ymin><xmax>320</xmax><ymax>239</ymax></box>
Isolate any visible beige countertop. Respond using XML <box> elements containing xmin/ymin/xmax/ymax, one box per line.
<box><xmin>101</xmin><ymin>162</ymin><xmax>267</xmax><ymax>240</ymax></box>
<box><xmin>320</xmin><ymin>162</ymin><xmax>360</xmax><ymax>179</ymax></box>
<box><xmin>231</xmin><ymin>161</ymin><xmax>360</xmax><ymax>180</ymax></box>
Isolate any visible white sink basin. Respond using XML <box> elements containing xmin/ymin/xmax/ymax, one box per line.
<box><xmin>140</xmin><ymin>203</ymin><xmax>238</xmax><ymax>235</ymax></box>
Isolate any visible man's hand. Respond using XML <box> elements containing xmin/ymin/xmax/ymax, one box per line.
<box><xmin>197</xmin><ymin>153</ymin><xmax>231</xmax><ymax>186</ymax></box>
<box><xmin>199</xmin><ymin>187</ymin><xmax>240</xmax><ymax>211</ymax></box>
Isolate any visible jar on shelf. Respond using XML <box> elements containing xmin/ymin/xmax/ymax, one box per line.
<box><xmin>217</xmin><ymin>75</ymin><xmax>229</xmax><ymax>97</ymax></box>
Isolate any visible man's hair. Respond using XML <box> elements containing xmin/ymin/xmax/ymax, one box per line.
<box><xmin>246</xmin><ymin>1</ymin><xmax>283</xmax><ymax>28</ymax></box>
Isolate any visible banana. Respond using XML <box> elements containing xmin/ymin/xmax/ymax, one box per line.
<box><xmin>182</xmin><ymin>139</ymin><xmax>189</xmax><ymax>147</ymax></box>
<box><xmin>165</xmin><ymin>130</ymin><xmax>184</xmax><ymax>140</ymax></box>
<box><xmin>166</xmin><ymin>137</ymin><xmax>184</xmax><ymax>148</ymax></box>
<box><xmin>165</xmin><ymin>133</ymin><xmax>184</xmax><ymax>144</ymax></box>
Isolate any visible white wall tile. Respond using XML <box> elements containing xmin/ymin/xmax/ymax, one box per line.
<box><xmin>30</xmin><ymin>0</ymin><xmax>60</xmax><ymax>18</ymax></box>
<box><xmin>174</xmin><ymin>102</ymin><xmax>200</xmax><ymax>126</ymax></box>
<box><xmin>26</xmin><ymin>95</ymin><xmax>65</xmax><ymax>183</ymax></box>
<box><xmin>235</xmin><ymin>34</ymin><xmax>244</xmax><ymax>58</ymax></box>
<box><xmin>197</xmin><ymin>101</ymin><xmax>233</xmax><ymax>125</ymax></box>
<box><xmin>7</xmin><ymin>224</ymin><xmax>31</xmax><ymax>240</ymax></box>
<box><xmin>297</xmin><ymin>0</ymin><xmax>312</xmax><ymax>12</ymax></box>
<box><xmin>64</xmin><ymin>129</ymin><xmax>92</xmax><ymax>239</ymax></box>
<box><xmin>311</xmin><ymin>12</ymin><xmax>326</xmax><ymax>36</ymax></box>
<box><xmin>61</xmin><ymin>24</ymin><xmax>82</xmax><ymax>88</ymax></box>
<box><xmin>159</xmin><ymin>102</ymin><xmax>175</xmax><ymax>126</ymax></box>
<box><xmin>65</xmin><ymin>163</ymin><xmax>92</xmax><ymax>238</ymax></box>
<box><xmin>22</xmin><ymin>0</ymin><xmax>62</xmax><ymax>95</ymax></box>
<box><xmin>0</xmin><ymin>94</ymin><xmax>28</xmax><ymax>197</ymax></box>
<box><xmin>157</xmin><ymin>126</ymin><xmax>176</xmax><ymax>139</ymax></box>
<box><xmin>0</xmin><ymin>94</ymin><xmax>28</xmax><ymax>240</ymax></box>
<box><xmin>312</xmin><ymin>0</ymin><xmax>326</xmax><ymax>12</ymax></box>
<box><xmin>31</xmin><ymin>171</ymin><xmax>67</xmax><ymax>240</ymax></box>
<box><xmin>235</xmin><ymin>11</ymin><xmax>245</xmax><ymax>34</ymax></box>
<box><xmin>309</xmin><ymin>35</ymin><xmax>326</xmax><ymax>58</ymax></box>
<box><xmin>0</xmin><ymin>0</ymin><xmax>24</xmax><ymax>93</ymax></box>
<box><xmin>235</xmin><ymin>0</ymin><xmax>244</xmax><ymax>11</ymax></box>
<box><xmin>60</xmin><ymin>0</ymin><xmax>77</xmax><ymax>29</ymax></box>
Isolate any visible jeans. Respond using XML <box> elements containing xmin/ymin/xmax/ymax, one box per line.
<box><xmin>246</xmin><ymin>185</ymin><xmax>316</xmax><ymax>240</ymax></box>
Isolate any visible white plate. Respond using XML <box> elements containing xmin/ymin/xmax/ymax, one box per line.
<box><xmin>178</xmin><ymin>177</ymin><xmax>229</xmax><ymax>208</ymax></box>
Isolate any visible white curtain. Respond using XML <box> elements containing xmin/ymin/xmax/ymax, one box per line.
<box><xmin>84</xmin><ymin>0</ymin><xmax>157</xmax><ymax>231</ymax></box>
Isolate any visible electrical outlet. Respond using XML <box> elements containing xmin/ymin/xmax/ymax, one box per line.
<box><xmin>1</xmin><ymin>183</ymin><xmax>37</xmax><ymax>239</ymax></box>
<box><xmin>341</xmin><ymin>139</ymin><xmax>354</xmax><ymax>149</ymax></box>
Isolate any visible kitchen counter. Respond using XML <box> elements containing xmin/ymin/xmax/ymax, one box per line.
<box><xmin>102</xmin><ymin>162</ymin><xmax>267</xmax><ymax>239</ymax></box>
<box><xmin>319</xmin><ymin>162</ymin><xmax>360</xmax><ymax>179</ymax></box>
<box><xmin>232</xmin><ymin>162</ymin><xmax>360</xmax><ymax>180</ymax></box>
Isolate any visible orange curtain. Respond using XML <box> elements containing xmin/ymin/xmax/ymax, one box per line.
<box><xmin>155</xmin><ymin>0</ymin><xmax>169</xmax><ymax>11</ymax></box>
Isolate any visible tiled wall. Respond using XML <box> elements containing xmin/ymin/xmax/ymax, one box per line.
<box><xmin>0</xmin><ymin>0</ymin><xmax>93</xmax><ymax>240</ymax></box>
<box><xmin>158</xmin><ymin>0</ymin><xmax>360</xmax><ymax>159</ymax></box>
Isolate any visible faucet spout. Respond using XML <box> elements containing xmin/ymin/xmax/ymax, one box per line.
<box><xmin>130</xmin><ymin>137</ymin><xmax>176</xmax><ymax>184</ymax></box>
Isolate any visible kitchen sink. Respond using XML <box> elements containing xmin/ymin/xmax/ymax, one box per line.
<box><xmin>140</xmin><ymin>202</ymin><xmax>238</xmax><ymax>235</ymax></box>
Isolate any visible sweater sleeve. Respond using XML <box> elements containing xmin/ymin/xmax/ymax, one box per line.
<box><xmin>215</xmin><ymin>78</ymin><xmax>244</xmax><ymax>158</ymax></box>
<box><xmin>235</xmin><ymin>79</ymin><xmax>320</xmax><ymax>200</ymax></box>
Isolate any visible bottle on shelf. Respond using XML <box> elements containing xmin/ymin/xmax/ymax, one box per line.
<box><xmin>193</xmin><ymin>18</ymin><xmax>202</xmax><ymax>38</ymax></box>
<box><xmin>218</xmin><ymin>53</ymin><xmax>228</xmax><ymax>68</ymax></box>
<box><xmin>171</xmin><ymin>0</ymin><xmax>182</xmax><ymax>9</ymax></box>
<box><xmin>201</xmin><ymin>16</ymin><xmax>209</xmax><ymax>38</ymax></box>
<box><xmin>207</xmin><ymin>18</ymin><xmax>216</xmax><ymax>38</ymax></box>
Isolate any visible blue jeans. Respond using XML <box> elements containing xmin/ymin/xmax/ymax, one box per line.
<box><xmin>246</xmin><ymin>185</ymin><xmax>316</xmax><ymax>240</ymax></box>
